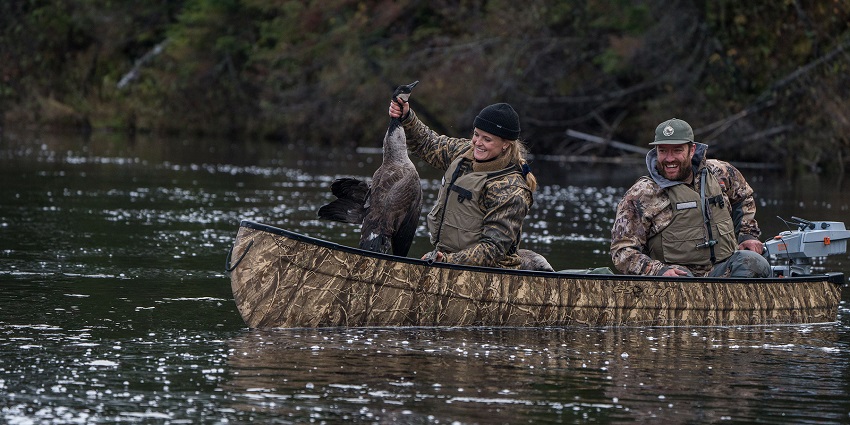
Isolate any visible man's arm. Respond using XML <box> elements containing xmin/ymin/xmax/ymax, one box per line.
<box><xmin>610</xmin><ymin>180</ymin><xmax>680</xmax><ymax>276</ymax></box>
<box><xmin>709</xmin><ymin>160</ymin><xmax>764</xmax><ymax>253</ymax></box>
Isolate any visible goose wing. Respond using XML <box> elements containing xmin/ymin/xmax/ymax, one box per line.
<box><xmin>317</xmin><ymin>177</ymin><xmax>370</xmax><ymax>224</ymax></box>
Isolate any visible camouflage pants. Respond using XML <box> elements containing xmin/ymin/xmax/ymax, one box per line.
<box><xmin>708</xmin><ymin>250</ymin><xmax>772</xmax><ymax>278</ymax></box>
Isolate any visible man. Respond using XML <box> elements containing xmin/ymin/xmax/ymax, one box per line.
<box><xmin>610</xmin><ymin>118</ymin><xmax>771</xmax><ymax>278</ymax></box>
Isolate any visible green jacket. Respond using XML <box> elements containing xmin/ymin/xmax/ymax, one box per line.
<box><xmin>402</xmin><ymin>110</ymin><xmax>532</xmax><ymax>268</ymax></box>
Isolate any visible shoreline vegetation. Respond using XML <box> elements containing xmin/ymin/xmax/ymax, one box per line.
<box><xmin>1</xmin><ymin>1</ymin><xmax>848</xmax><ymax>174</ymax></box>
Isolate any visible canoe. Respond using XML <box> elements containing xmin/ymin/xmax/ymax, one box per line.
<box><xmin>226</xmin><ymin>220</ymin><xmax>845</xmax><ymax>328</ymax></box>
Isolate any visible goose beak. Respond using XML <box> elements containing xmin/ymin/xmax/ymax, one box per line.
<box><xmin>393</xmin><ymin>80</ymin><xmax>419</xmax><ymax>104</ymax></box>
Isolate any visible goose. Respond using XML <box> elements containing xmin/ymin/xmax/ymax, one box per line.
<box><xmin>518</xmin><ymin>249</ymin><xmax>555</xmax><ymax>272</ymax></box>
<box><xmin>318</xmin><ymin>81</ymin><xmax>422</xmax><ymax>257</ymax></box>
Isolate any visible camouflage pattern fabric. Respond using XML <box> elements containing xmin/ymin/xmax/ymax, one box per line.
<box><xmin>708</xmin><ymin>250</ymin><xmax>773</xmax><ymax>278</ymax></box>
<box><xmin>401</xmin><ymin>110</ymin><xmax>532</xmax><ymax>268</ymax></box>
<box><xmin>227</xmin><ymin>222</ymin><xmax>843</xmax><ymax>328</ymax></box>
<box><xmin>611</xmin><ymin>156</ymin><xmax>761</xmax><ymax>277</ymax></box>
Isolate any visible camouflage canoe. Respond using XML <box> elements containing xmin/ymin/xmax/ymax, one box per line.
<box><xmin>226</xmin><ymin>220</ymin><xmax>845</xmax><ymax>328</ymax></box>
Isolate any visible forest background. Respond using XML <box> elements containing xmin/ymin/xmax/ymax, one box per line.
<box><xmin>1</xmin><ymin>0</ymin><xmax>849</xmax><ymax>175</ymax></box>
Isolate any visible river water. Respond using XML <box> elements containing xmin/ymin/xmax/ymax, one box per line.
<box><xmin>1</xmin><ymin>131</ymin><xmax>849</xmax><ymax>424</ymax></box>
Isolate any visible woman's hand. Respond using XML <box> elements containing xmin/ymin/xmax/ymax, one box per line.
<box><xmin>422</xmin><ymin>251</ymin><xmax>445</xmax><ymax>262</ymax></box>
<box><xmin>389</xmin><ymin>97</ymin><xmax>409</xmax><ymax>119</ymax></box>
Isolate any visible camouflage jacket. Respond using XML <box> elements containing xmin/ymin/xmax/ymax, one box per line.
<box><xmin>610</xmin><ymin>143</ymin><xmax>761</xmax><ymax>276</ymax></box>
<box><xmin>401</xmin><ymin>110</ymin><xmax>532</xmax><ymax>268</ymax></box>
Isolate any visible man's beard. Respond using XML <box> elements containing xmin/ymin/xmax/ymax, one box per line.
<box><xmin>656</xmin><ymin>158</ymin><xmax>693</xmax><ymax>181</ymax></box>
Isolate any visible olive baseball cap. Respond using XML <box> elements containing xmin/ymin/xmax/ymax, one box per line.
<box><xmin>649</xmin><ymin>118</ymin><xmax>694</xmax><ymax>145</ymax></box>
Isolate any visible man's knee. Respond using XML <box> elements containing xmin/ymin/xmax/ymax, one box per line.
<box><xmin>729</xmin><ymin>250</ymin><xmax>772</xmax><ymax>278</ymax></box>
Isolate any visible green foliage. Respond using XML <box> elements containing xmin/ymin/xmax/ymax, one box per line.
<box><xmin>2</xmin><ymin>0</ymin><xmax>850</xmax><ymax>173</ymax></box>
<box><xmin>698</xmin><ymin>0</ymin><xmax>850</xmax><ymax>173</ymax></box>
<box><xmin>587</xmin><ymin>0</ymin><xmax>650</xmax><ymax>34</ymax></box>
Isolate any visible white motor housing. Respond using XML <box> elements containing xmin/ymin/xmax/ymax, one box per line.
<box><xmin>765</xmin><ymin>217</ymin><xmax>850</xmax><ymax>276</ymax></box>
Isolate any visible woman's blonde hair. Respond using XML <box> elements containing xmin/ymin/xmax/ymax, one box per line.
<box><xmin>504</xmin><ymin>139</ymin><xmax>537</xmax><ymax>191</ymax></box>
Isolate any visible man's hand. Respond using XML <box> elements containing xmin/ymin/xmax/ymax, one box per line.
<box><xmin>738</xmin><ymin>239</ymin><xmax>764</xmax><ymax>254</ymax></box>
<box><xmin>661</xmin><ymin>267</ymin><xmax>691</xmax><ymax>277</ymax></box>
<box><xmin>657</xmin><ymin>265</ymin><xmax>692</xmax><ymax>277</ymax></box>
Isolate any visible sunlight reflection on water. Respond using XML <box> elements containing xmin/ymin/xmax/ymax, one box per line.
<box><xmin>1</xmin><ymin>133</ymin><xmax>849</xmax><ymax>423</ymax></box>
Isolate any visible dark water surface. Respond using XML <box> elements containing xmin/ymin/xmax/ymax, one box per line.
<box><xmin>1</xmin><ymin>132</ymin><xmax>849</xmax><ymax>424</ymax></box>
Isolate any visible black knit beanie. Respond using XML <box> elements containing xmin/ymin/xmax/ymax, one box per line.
<box><xmin>473</xmin><ymin>103</ymin><xmax>520</xmax><ymax>140</ymax></box>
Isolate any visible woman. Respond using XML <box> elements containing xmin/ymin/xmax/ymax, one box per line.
<box><xmin>389</xmin><ymin>98</ymin><xmax>538</xmax><ymax>269</ymax></box>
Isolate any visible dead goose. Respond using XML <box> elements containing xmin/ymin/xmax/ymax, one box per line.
<box><xmin>518</xmin><ymin>248</ymin><xmax>555</xmax><ymax>272</ymax></box>
<box><xmin>318</xmin><ymin>81</ymin><xmax>422</xmax><ymax>257</ymax></box>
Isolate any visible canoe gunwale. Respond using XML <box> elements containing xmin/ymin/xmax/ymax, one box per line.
<box><xmin>229</xmin><ymin>220</ymin><xmax>845</xmax><ymax>328</ymax></box>
<box><xmin>236</xmin><ymin>219</ymin><xmax>846</xmax><ymax>286</ymax></box>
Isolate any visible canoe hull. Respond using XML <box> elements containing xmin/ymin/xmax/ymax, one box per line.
<box><xmin>228</xmin><ymin>221</ymin><xmax>844</xmax><ymax>328</ymax></box>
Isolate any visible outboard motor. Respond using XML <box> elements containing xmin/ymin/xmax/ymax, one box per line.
<box><xmin>764</xmin><ymin>217</ymin><xmax>850</xmax><ymax>277</ymax></box>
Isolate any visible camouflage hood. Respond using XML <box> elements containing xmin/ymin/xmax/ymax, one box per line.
<box><xmin>645</xmin><ymin>142</ymin><xmax>708</xmax><ymax>189</ymax></box>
